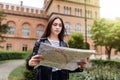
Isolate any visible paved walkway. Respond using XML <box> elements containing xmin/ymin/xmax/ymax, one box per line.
<box><xmin>0</xmin><ymin>60</ymin><xmax>25</xmax><ymax>80</ymax></box>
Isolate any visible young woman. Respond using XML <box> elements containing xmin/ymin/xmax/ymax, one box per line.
<box><xmin>26</xmin><ymin>16</ymin><xmax>88</xmax><ymax>80</ymax></box>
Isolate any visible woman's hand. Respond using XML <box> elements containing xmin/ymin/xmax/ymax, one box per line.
<box><xmin>28</xmin><ymin>55</ymin><xmax>44</xmax><ymax>67</ymax></box>
<box><xmin>77</xmin><ymin>58</ymin><xmax>89</xmax><ymax>69</ymax></box>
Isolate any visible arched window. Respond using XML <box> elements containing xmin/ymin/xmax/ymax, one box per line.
<box><xmin>75</xmin><ymin>23</ymin><xmax>81</xmax><ymax>32</ymax></box>
<box><xmin>8</xmin><ymin>26</ymin><xmax>14</xmax><ymax>35</ymax></box>
<box><xmin>65</xmin><ymin>22</ymin><xmax>71</xmax><ymax>34</ymax></box>
<box><xmin>22</xmin><ymin>23</ymin><xmax>30</xmax><ymax>37</ymax></box>
<box><xmin>7</xmin><ymin>21</ymin><xmax>15</xmax><ymax>35</ymax></box>
<box><xmin>22</xmin><ymin>27</ymin><xmax>30</xmax><ymax>36</ymax></box>
<box><xmin>36</xmin><ymin>24</ymin><xmax>44</xmax><ymax>37</ymax></box>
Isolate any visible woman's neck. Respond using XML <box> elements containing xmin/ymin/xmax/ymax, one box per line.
<box><xmin>48</xmin><ymin>35</ymin><xmax>59</xmax><ymax>41</ymax></box>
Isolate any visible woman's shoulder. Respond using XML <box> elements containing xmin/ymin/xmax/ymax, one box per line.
<box><xmin>37</xmin><ymin>38</ymin><xmax>48</xmax><ymax>43</ymax></box>
<box><xmin>34</xmin><ymin>38</ymin><xmax>48</xmax><ymax>47</ymax></box>
<box><xmin>60</xmin><ymin>40</ymin><xmax>68</xmax><ymax>47</ymax></box>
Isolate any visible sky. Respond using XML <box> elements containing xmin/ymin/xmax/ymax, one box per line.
<box><xmin>0</xmin><ymin>0</ymin><xmax>120</xmax><ymax>20</ymax></box>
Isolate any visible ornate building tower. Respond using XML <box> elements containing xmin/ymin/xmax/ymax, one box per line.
<box><xmin>43</xmin><ymin>0</ymin><xmax>100</xmax><ymax>50</ymax></box>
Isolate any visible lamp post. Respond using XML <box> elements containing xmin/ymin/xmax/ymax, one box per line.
<box><xmin>84</xmin><ymin>0</ymin><xmax>87</xmax><ymax>48</ymax></box>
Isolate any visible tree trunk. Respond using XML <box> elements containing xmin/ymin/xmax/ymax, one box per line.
<box><xmin>107</xmin><ymin>51</ymin><xmax>111</xmax><ymax>60</ymax></box>
<box><xmin>105</xmin><ymin>46</ymin><xmax>112</xmax><ymax>60</ymax></box>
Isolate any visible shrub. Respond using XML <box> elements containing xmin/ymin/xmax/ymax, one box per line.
<box><xmin>67</xmin><ymin>32</ymin><xmax>85</xmax><ymax>49</ymax></box>
<box><xmin>24</xmin><ymin>60</ymin><xmax>120</xmax><ymax>80</ymax></box>
<box><xmin>24</xmin><ymin>69</ymin><xmax>36</xmax><ymax>80</ymax></box>
<box><xmin>69</xmin><ymin>59</ymin><xmax>120</xmax><ymax>80</ymax></box>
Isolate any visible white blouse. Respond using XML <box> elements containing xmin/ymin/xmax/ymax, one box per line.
<box><xmin>48</xmin><ymin>38</ymin><xmax>61</xmax><ymax>72</ymax></box>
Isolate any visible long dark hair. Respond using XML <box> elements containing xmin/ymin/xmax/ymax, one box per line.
<box><xmin>41</xmin><ymin>16</ymin><xmax>66</xmax><ymax>41</ymax></box>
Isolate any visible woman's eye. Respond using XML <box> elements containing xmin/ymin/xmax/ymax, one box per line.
<box><xmin>59</xmin><ymin>24</ymin><xmax>62</xmax><ymax>27</ymax></box>
<box><xmin>53</xmin><ymin>23</ymin><xmax>62</xmax><ymax>27</ymax></box>
<box><xmin>53</xmin><ymin>23</ymin><xmax>57</xmax><ymax>26</ymax></box>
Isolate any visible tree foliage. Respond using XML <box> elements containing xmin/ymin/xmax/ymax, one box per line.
<box><xmin>0</xmin><ymin>11</ymin><xmax>10</xmax><ymax>47</ymax></box>
<box><xmin>67</xmin><ymin>32</ymin><xmax>85</xmax><ymax>49</ymax></box>
<box><xmin>90</xmin><ymin>18</ymin><xmax>120</xmax><ymax>59</ymax></box>
<box><xmin>109</xmin><ymin>21</ymin><xmax>120</xmax><ymax>52</ymax></box>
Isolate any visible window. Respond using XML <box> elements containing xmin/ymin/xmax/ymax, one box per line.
<box><xmin>22</xmin><ymin>27</ymin><xmax>30</xmax><ymax>36</ymax></box>
<box><xmin>90</xmin><ymin>11</ymin><xmax>92</xmax><ymax>18</ymax></box>
<box><xmin>64</xmin><ymin>7</ymin><xmax>67</xmax><ymax>14</ymax></box>
<box><xmin>75</xmin><ymin>8</ymin><xmax>82</xmax><ymax>16</ymax></box>
<box><xmin>22</xmin><ymin>44</ymin><xmax>27</xmax><ymax>51</ymax></box>
<box><xmin>80</xmin><ymin>9</ymin><xmax>82</xmax><ymax>16</ymax></box>
<box><xmin>57</xmin><ymin>5</ymin><xmax>60</xmax><ymax>13</ymax></box>
<box><xmin>75</xmin><ymin>23</ymin><xmax>81</xmax><ymax>32</ymax></box>
<box><xmin>87</xmin><ymin>10</ymin><xmax>92</xmax><ymax>18</ymax></box>
<box><xmin>64</xmin><ymin>6</ymin><xmax>71</xmax><ymax>15</ymax></box>
<box><xmin>75</xmin><ymin>8</ymin><xmax>78</xmax><ymax>16</ymax></box>
<box><xmin>114</xmin><ymin>51</ymin><xmax>118</xmax><ymax>55</ymax></box>
<box><xmin>36</xmin><ymin>25</ymin><xmax>44</xmax><ymax>37</ymax></box>
<box><xmin>6</xmin><ymin>43</ymin><xmax>12</xmax><ymax>50</ymax></box>
<box><xmin>7</xmin><ymin>21</ymin><xmax>15</xmax><ymax>35</ymax></box>
<box><xmin>87</xmin><ymin>25</ymin><xmax>91</xmax><ymax>37</ymax></box>
<box><xmin>65</xmin><ymin>22</ymin><xmax>71</xmax><ymax>34</ymax></box>
<box><xmin>8</xmin><ymin>26</ymin><xmax>14</xmax><ymax>35</ymax></box>
<box><xmin>68</xmin><ymin>7</ymin><xmax>71</xmax><ymax>15</ymax></box>
<box><xmin>36</xmin><ymin>27</ymin><xmax>44</xmax><ymax>37</ymax></box>
<box><xmin>95</xmin><ymin>11</ymin><xmax>97</xmax><ymax>18</ymax></box>
<box><xmin>86</xmin><ymin>10</ymin><xmax>89</xmax><ymax>18</ymax></box>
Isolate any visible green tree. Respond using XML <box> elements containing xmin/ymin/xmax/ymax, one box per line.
<box><xmin>90</xmin><ymin>18</ymin><xmax>120</xmax><ymax>59</ymax></box>
<box><xmin>108</xmin><ymin>21</ymin><xmax>120</xmax><ymax>53</ymax></box>
<box><xmin>0</xmin><ymin>11</ymin><xmax>10</xmax><ymax>48</ymax></box>
<box><xmin>67</xmin><ymin>32</ymin><xmax>85</xmax><ymax>49</ymax></box>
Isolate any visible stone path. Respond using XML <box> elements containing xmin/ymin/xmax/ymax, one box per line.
<box><xmin>0</xmin><ymin>60</ymin><xmax>25</xmax><ymax>80</ymax></box>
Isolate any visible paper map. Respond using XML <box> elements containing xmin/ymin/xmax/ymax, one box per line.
<box><xmin>35</xmin><ymin>43</ymin><xmax>95</xmax><ymax>70</ymax></box>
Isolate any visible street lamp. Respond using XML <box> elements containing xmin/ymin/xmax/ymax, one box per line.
<box><xmin>84</xmin><ymin>0</ymin><xmax>88</xmax><ymax>48</ymax></box>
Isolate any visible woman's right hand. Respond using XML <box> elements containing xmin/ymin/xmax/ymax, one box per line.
<box><xmin>28</xmin><ymin>55</ymin><xmax>44</xmax><ymax>67</ymax></box>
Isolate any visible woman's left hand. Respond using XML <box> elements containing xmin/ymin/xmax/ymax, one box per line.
<box><xmin>77</xmin><ymin>58</ymin><xmax>89</xmax><ymax>69</ymax></box>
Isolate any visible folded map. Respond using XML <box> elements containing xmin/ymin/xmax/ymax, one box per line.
<box><xmin>35</xmin><ymin>43</ymin><xmax>95</xmax><ymax>70</ymax></box>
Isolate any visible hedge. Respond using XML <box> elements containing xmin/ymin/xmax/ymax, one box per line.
<box><xmin>0</xmin><ymin>50</ymin><xmax>30</xmax><ymax>60</ymax></box>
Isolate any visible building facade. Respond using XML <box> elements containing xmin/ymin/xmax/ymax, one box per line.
<box><xmin>0</xmin><ymin>0</ymin><xmax>100</xmax><ymax>52</ymax></box>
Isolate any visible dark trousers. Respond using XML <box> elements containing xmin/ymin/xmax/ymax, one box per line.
<box><xmin>52</xmin><ymin>70</ymin><xmax>69</xmax><ymax>80</ymax></box>
<box><xmin>36</xmin><ymin>66</ymin><xmax>69</xmax><ymax>80</ymax></box>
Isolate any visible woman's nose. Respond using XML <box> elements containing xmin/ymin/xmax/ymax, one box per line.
<box><xmin>56</xmin><ymin>24</ymin><xmax>60</xmax><ymax>28</ymax></box>
<box><xmin>56</xmin><ymin>25</ymin><xmax>59</xmax><ymax>28</ymax></box>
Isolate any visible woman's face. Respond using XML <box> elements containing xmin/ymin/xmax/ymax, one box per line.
<box><xmin>50</xmin><ymin>18</ymin><xmax>62</xmax><ymax>36</ymax></box>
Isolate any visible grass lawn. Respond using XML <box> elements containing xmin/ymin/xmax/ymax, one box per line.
<box><xmin>0</xmin><ymin>60</ymin><xmax>9</xmax><ymax>64</ymax></box>
<box><xmin>0</xmin><ymin>60</ymin><xmax>15</xmax><ymax>64</ymax></box>
<box><xmin>8</xmin><ymin>64</ymin><xmax>25</xmax><ymax>80</ymax></box>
